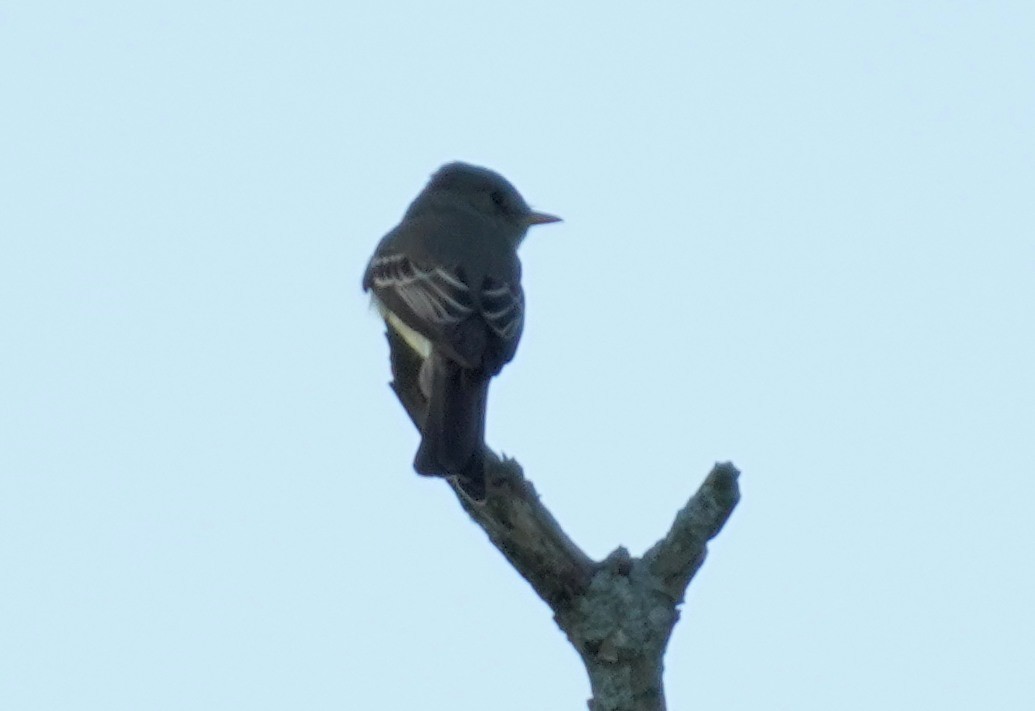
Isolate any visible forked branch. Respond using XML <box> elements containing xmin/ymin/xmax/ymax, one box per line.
<box><xmin>383</xmin><ymin>328</ymin><xmax>740</xmax><ymax>711</ymax></box>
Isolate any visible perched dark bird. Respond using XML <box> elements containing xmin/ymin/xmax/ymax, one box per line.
<box><xmin>363</xmin><ymin>162</ymin><xmax>560</xmax><ymax>500</ymax></box>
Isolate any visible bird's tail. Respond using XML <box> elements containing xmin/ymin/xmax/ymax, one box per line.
<box><xmin>413</xmin><ymin>353</ymin><xmax>489</xmax><ymax>501</ymax></box>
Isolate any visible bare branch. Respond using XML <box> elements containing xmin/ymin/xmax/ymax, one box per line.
<box><xmin>642</xmin><ymin>463</ymin><xmax>741</xmax><ymax>602</ymax></box>
<box><xmin>379</xmin><ymin>327</ymin><xmax>741</xmax><ymax>710</ymax></box>
<box><xmin>453</xmin><ymin>454</ymin><xmax>596</xmax><ymax>605</ymax></box>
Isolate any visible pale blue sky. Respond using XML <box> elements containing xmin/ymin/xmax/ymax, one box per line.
<box><xmin>2</xmin><ymin>2</ymin><xmax>1033</xmax><ymax>709</ymax></box>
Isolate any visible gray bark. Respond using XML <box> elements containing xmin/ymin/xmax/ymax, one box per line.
<box><xmin>383</xmin><ymin>328</ymin><xmax>741</xmax><ymax>710</ymax></box>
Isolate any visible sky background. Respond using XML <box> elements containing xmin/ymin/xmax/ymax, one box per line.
<box><xmin>2</xmin><ymin>2</ymin><xmax>1033</xmax><ymax>709</ymax></box>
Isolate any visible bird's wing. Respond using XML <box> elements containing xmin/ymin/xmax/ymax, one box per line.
<box><xmin>363</xmin><ymin>214</ymin><xmax>524</xmax><ymax>372</ymax></box>
<box><xmin>479</xmin><ymin>275</ymin><xmax>524</xmax><ymax>365</ymax></box>
<box><xmin>365</xmin><ymin>253</ymin><xmax>523</xmax><ymax>372</ymax></box>
<box><xmin>365</xmin><ymin>252</ymin><xmax>475</xmax><ymax>332</ymax></box>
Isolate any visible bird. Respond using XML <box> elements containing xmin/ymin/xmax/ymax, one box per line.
<box><xmin>363</xmin><ymin>162</ymin><xmax>560</xmax><ymax>501</ymax></box>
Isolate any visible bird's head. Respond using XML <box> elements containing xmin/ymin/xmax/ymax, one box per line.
<box><xmin>411</xmin><ymin>162</ymin><xmax>561</xmax><ymax>243</ymax></box>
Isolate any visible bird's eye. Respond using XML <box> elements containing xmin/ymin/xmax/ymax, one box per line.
<box><xmin>490</xmin><ymin>190</ymin><xmax>507</xmax><ymax>210</ymax></box>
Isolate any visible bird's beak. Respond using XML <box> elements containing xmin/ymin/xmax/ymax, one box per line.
<box><xmin>525</xmin><ymin>211</ymin><xmax>562</xmax><ymax>226</ymax></box>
